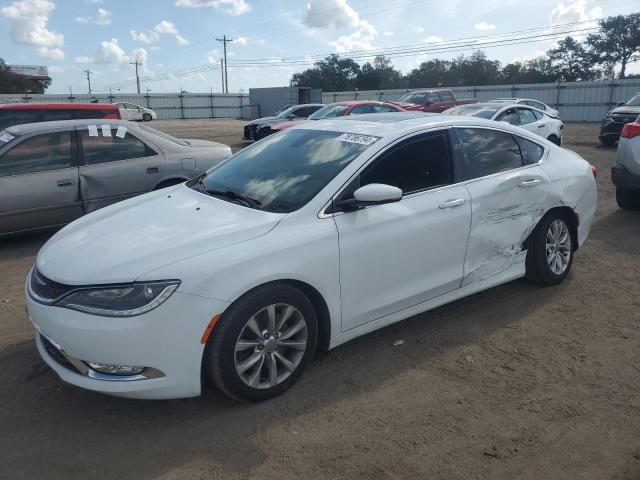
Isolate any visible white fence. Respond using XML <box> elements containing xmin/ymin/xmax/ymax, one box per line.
<box><xmin>322</xmin><ymin>78</ymin><xmax>640</xmax><ymax>122</ymax></box>
<box><xmin>0</xmin><ymin>92</ymin><xmax>250</xmax><ymax>120</ymax></box>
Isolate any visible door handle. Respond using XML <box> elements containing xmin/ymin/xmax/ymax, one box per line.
<box><xmin>57</xmin><ymin>179</ymin><xmax>73</xmax><ymax>187</ymax></box>
<box><xmin>537</xmin><ymin>124</ymin><xmax>545</xmax><ymax>128</ymax></box>
<box><xmin>439</xmin><ymin>198</ymin><xmax>465</xmax><ymax>209</ymax></box>
<box><xmin>146</xmin><ymin>167</ymin><xmax>159</xmax><ymax>174</ymax></box>
<box><xmin>518</xmin><ymin>179</ymin><xmax>542</xmax><ymax>187</ymax></box>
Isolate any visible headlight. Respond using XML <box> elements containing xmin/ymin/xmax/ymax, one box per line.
<box><xmin>56</xmin><ymin>281</ymin><xmax>180</xmax><ymax>317</ymax></box>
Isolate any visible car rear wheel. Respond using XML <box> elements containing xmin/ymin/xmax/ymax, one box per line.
<box><xmin>204</xmin><ymin>283</ymin><xmax>318</xmax><ymax>401</ymax></box>
<box><xmin>525</xmin><ymin>213</ymin><xmax>574</xmax><ymax>286</ymax></box>
<box><xmin>616</xmin><ymin>187</ymin><xmax>640</xmax><ymax>210</ymax></box>
<box><xmin>143</xmin><ymin>113</ymin><xmax>152</xmax><ymax>121</ymax></box>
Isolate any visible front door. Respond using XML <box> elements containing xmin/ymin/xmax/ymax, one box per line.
<box><xmin>0</xmin><ymin>130</ymin><xmax>81</xmax><ymax>234</ymax></box>
<box><xmin>77</xmin><ymin>124</ymin><xmax>165</xmax><ymax>212</ymax></box>
<box><xmin>333</xmin><ymin>130</ymin><xmax>471</xmax><ymax>331</ymax></box>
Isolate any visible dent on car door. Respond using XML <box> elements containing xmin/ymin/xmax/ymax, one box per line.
<box><xmin>455</xmin><ymin>127</ymin><xmax>550</xmax><ymax>285</ymax></box>
<box><xmin>0</xmin><ymin>130</ymin><xmax>82</xmax><ymax>235</ymax></box>
<box><xmin>78</xmin><ymin>124</ymin><xmax>165</xmax><ymax>212</ymax></box>
<box><xmin>333</xmin><ymin>130</ymin><xmax>472</xmax><ymax>331</ymax></box>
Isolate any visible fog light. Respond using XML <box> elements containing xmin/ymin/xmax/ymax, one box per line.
<box><xmin>87</xmin><ymin>362</ymin><xmax>145</xmax><ymax>376</ymax></box>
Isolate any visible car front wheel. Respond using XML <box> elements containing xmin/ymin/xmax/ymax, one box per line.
<box><xmin>616</xmin><ymin>187</ymin><xmax>640</xmax><ymax>210</ymax></box>
<box><xmin>143</xmin><ymin>113</ymin><xmax>152</xmax><ymax>121</ymax></box>
<box><xmin>204</xmin><ymin>283</ymin><xmax>318</xmax><ymax>401</ymax></box>
<box><xmin>525</xmin><ymin>213</ymin><xmax>574</xmax><ymax>285</ymax></box>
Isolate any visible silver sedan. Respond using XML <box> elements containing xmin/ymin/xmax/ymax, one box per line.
<box><xmin>0</xmin><ymin>119</ymin><xmax>231</xmax><ymax>236</ymax></box>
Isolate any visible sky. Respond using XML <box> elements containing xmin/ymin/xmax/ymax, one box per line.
<box><xmin>1</xmin><ymin>0</ymin><xmax>639</xmax><ymax>95</ymax></box>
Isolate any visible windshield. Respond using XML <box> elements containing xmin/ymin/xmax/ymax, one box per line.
<box><xmin>624</xmin><ymin>95</ymin><xmax>640</xmax><ymax>107</ymax></box>
<box><xmin>192</xmin><ymin>129</ymin><xmax>377</xmax><ymax>213</ymax></box>
<box><xmin>308</xmin><ymin>104</ymin><xmax>349</xmax><ymax>120</ymax></box>
<box><xmin>446</xmin><ymin>105</ymin><xmax>499</xmax><ymax>119</ymax></box>
<box><xmin>398</xmin><ymin>92</ymin><xmax>427</xmax><ymax>104</ymax></box>
<box><xmin>138</xmin><ymin>124</ymin><xmax>188</xmax><ymax>146</ymax></box>
<box><xmin>275</xmin><ymin>106</ymin><xmax>297</xmax><ymax>118</ymax></box>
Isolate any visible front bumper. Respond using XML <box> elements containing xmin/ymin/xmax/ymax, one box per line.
<box><xmin>600</xmin><ymin>119</ymin><xmax>632</xmax><ymax>141</ymax></box>
<box><xmin>26</xmin><ymin>274</ymin><xmax>230</xmax><ymax>399</ymax></box>
<box><xmin>611</xmin><ymin>164</ymin><xmax>640</xmax><ymax>189</ymax></box>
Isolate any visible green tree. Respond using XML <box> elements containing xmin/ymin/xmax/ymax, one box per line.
<box><xmin>547</xmin><ymin>36</ymin><xmax>599</xmax><ymax>81</ymax></box>
<box><xmin>291</xmin><ymin>54</ymin><xmax>361</xmax><ymax>91</ymax></box>
<box><xmin>502</xmin><ymin>58</ymin><xmax>556</xmax><ymax>84</ymax></box>
<box><xmin>356</xmin><ymin>56</ymin><xmax>404</xmax><ymax>90</ymax></box>
<box><xmin>405</xmin><ymin>59</ymin><xmax>454</xmax><ymax>88</ymax></box>
<box><xmin>587</xmin><ymin>13</ymin><xmax>640</xmax><ymax>79</ymax></box>
<box><xmin>0</xmin><ymin>58</ymin><xmax>50</xmax><ymax>94</ymax></box>
<box><xmin>451</xmin><ymin>51</ymin><xmax>502</xmax><ymax>85</ymax></box>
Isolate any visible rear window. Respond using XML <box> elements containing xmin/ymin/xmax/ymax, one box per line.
<box><xmin>309</xmin><ymin>104</ymin><xmax>350</xmax><ymax>120</ymax></box>
<box><xmin>446</xmin><ymin>105</ymin><xmax>499</xmax><ymax>119</ymax></box>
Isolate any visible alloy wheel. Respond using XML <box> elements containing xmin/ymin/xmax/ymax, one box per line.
<box><xmin>546</xmin><ymin>219</ymin><xmax>571</xmax><ymax>275</ymax></box>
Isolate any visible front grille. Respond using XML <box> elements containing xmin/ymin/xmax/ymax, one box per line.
<box><xmin>40</xmin><ymin>334</ymin><xmax>81</xmax><ymax>374</ymax></box>
<box><xmin>30</xmin><ymin>268</ymin><xmax>74</xmax><ymax>302</ymax></box>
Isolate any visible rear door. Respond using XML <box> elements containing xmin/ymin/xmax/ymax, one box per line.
<box><xmin>439</xmin><ymin>91</ymin><xmax>456</xmax><ymax>111</ymax></box>
<box><xmin>0</xmin><ymin>129</ymin><xmax>81</xmax><ymax>235</ymax></box>
<box><xmin>77</xmin><ymin>123</ymin><xmax>165</xmax><ymax>212</ymax></box>
<box><xmin>455</xmin><ymin>127</ymin><xmax>550</xmax><ymax>284</ymax></box>
<box><xmin>517</xmin><ymin>107</ymin><xmax>548</xmax><ymax>138</ymax></box>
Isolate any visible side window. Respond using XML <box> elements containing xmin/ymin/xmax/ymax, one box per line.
<box><xmin>0</xmin><ymin>132</ymin><xmax>72</xmax><ymax>176</ymax></box>
<box><xmin>458</xmin><ymin>128</ymin><xmax>523</xmax><ymax>178</ymax></box>
<box><xmin>349</xmin><ymin>105</ymin><xmax>373</xmax><ymax>115</ymax></box>
<box><xmin>427</xmin><ymin>92</ymin><xmax>441</xmax><ymax>103</ymax></box>
<box><xmin>372</xmin><ymin>104</ymin><xmax>397</xmax><ymax>113</ymax></box>
<box><xmin>359</xmin><ymin>133</ymin><xmax>452</xmax><ymax>194</ymax></box>
<box><xmin>532</xmin><ymin>110</ymin><xmax>543</xmax><ymax>120</ymax></box>
<box><xmin>80</xmin><ymin>128</ymin><xmax>155</xmax><ymax>165</ymax></box>
<box><xmin>440</xmin><ymin>91</ymin><xmax>454</xmax><ymax>102</ymax></box>
<box><xmin>515</xmin><ymin>136</ymin><xmax>544</xmax><ymax>165</ymax></box>
<box><xmin>496</xmin><ymin>107</ymin><xmax>519</xmax><ymax>125</ymax></box>
<box><xmin>518</xmin><ymin>108</ymin><xmax>537</xmax><ymax>125</ymax></box>
<box><xmin>297</xmin><ymin>107</ymin><xmax>316</xmax><ymax>117</ymax></box>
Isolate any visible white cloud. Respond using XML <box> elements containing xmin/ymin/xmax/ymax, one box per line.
<box><xmin>1</xmin><ymin>0</ymin><xmax>65</xmax><ymax>59</ymax></box>
<box><xmin>423</xmin><ymin>36</ymin><xmax>444</xmax><ymax>44</ymax></box>
<box><xmin>383</xmin><ymin>31</ymin><xmax>394</xmax><ymax>37</ymax></box>
<box><xmin>74</xmin><ymin>16</ymin><xmax>90</xmax><ymax>24</ymax></box>
<box><xmin>235</xmin><ymin>36</ymin><xmax>248</xmax><ymax>45</ymax></box>
<box><xmin>413</xmin><ymin>26</ymin><xmax>424</xmax><ymax>33</ymax></box>
<box><xmin>96</xmin><ymin>8</ymin><xmax>111</xmax><ymax>25</ymax></box>
<box><xmin>74</xmin><ymin>55</ymin><xmax>92</xmax><ymax>64</ymax></box>
<box><xmin>94</xmin><ymin>38</ymin><xmax>128</xmax><ymax>64</ymax></box>
<box><xmin>474</xmin><ymin>21</ymin><xmax>495</xmax><ymax>30</ymax></box>
<box><xmin>174</xmin><ymin>0</ymin><xmax>250</xmax><ymax>15</ymax></box>
<box><xmin>132</xmin><ymin>20</ymin><xmax>189</xmax><ymax>45</ymax></box>
<box><xmin>305</xmin><ymin>0</ymin><xmax>359</xmax><ymax>29</ymax></box>
<box><xmin>549</xmin><ymin>0</ymin><xmax>602</xmax><ymax>27</ymax></box>
<box><xmin>329</xmin><ymin>19</ymin><xmax>377</xmax><ymax>53</ymax></box>
<box><xmin>205</xmin><ymin>49</ymin><xmax>220</xmax><ymax>63</ymax></box>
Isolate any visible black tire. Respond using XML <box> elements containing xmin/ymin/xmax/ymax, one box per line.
<box><xmin>153</xmin><ymin>178</ymin><xmax>185</xmax><ymax>190</ymax></box>
<box><xmin>616</xmin><ymin>187</ymin><xmax>640</xmax><ymax>210</ymax></box>
<box><xmin>204</xmin><ymin>283</ymin><xmax>318</xmax><ymax>402</ymax></box>
<box><xmin>525</xmin><ymin>212</ymin><xmax>575</xmax><ymax>286</ymax></box>
<box><xmin>143</xmin><ymin>113</ymin><xmax>152</xmax><ymax>121</ymax></box>
<box><xmin>547</xmin><ymin>134</ymin><xmax>561</xmax><ymax>146</ymax></box>
<box><xmin>600</xmin><ymin>137</ymin><xmax>616</xmax><ymax>147</ymax></box>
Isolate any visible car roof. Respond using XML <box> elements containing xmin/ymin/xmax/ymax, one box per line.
<box><xmin>292</xmin><ymin>103</ymin><xmax>325</xmax><ymax>107</ymax></box>
<box><xmin>0</xmin><ymin>103</ymin><xmax>118</xmax><ymax>110</ymax></box>
<box><xmin>5</xmin><ymin>119</ymin><xmax>140</xmax><ymax>135</ymax></box>
<box><xmin>334</xmin><ymin>100</ymin><xmax>395</xmax><ymax>106</ymax></box>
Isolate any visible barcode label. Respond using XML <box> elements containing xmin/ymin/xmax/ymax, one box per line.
<box><xmin>336</xmin><ymin>133</ymin><xmax>379</xmax><ymax>145</ymax></box>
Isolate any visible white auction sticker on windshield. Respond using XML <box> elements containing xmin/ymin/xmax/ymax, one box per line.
<box><xmin>115</xmin><ymin>126</ymin><xmax>127</xmax><ymax>138</ymax></box>
<box><xmin>0</xmin><ymin>133</ymin><xmax>15</xmax><ymax>143</ymax></box>
<box><xmin>336</xmin><ymin>133</ymin><xmax>379</xmax><ymax>145</ymax></box>
<box><xmin>88</xmin><ymin>125</ymin><xmax>98</xmax><ymax>137</ymax></box>
<box><xmin>101</xmin><ymin>124</ymin><xmax>112</xmax><ymax>137</ymax></box>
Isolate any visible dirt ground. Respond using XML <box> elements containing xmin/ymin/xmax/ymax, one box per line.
<box><xmin>0</xmin><ymin>120</ymin><xmax>638</xmax><ymax>480</ymax></box>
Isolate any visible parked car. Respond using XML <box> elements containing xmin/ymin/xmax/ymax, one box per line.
<box><xmin>262</xmin><ymin>101</ymin><xmax>406</xmax><ymax>137</ymax></box>
<box><xmin>243</xmin><ymin>104</ymin><xmax>324</xmax><ymax>140</ymax></box>
<box><xmin>599</xmin><ymin>93</ymin><xmax>640</xmax><ymax>146</ymax></box>
<box><xmin>445</xmin><ymin>102</ymin><xmax>564</xmax><ymax>145</ymax></box>
<box><xmin>116</xmin><ymin>102</ymin><xmax>156</xmax><ymax>121</ymax></box>
<box><xmin>611</xmin><ymin>116</ymin><xmax>640</xmax><ymax>209</ymax></box>
<box><xmin>393</xmin><ymin>89</ymin><xmax>478</xmax><ymax>112</ymax></box>
<box><xmin>0</xmin><ymin>119</ymin><xmax>231</xmax><ymax>236</ymax></box>
<box><xmin>0</xmin><ymin>103</ymin><xmax>121</xmax><ymax>131</ymax></box>
<box><xmin>25</xmin><ymin>112</ymin><xmax>596</xmax><ymax>401</ymax></box>
<box><xmin>490</xmin><ymin>98</ymin><xmax>560</xmax><ymax>118</ymax></box>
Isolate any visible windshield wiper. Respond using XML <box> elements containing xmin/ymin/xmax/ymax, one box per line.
<box><xmin>205</xmin><ymin>188</ymin><xmax>263</xmax><ymax>209</ymax></box>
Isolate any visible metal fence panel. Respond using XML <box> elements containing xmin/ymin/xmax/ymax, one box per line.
<box><xmin>0</xmin><ymin>92</ymin><xmax>249</xmax><ymax>120</ymax></box>
<box><xmin>322</xmin><ymin>79</ymin><xmax>640</xmax><ymax>121</ymax></box>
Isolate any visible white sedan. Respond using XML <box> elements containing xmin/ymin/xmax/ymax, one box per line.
<box><xmin>446</xmin><ymin>102</ymin><xmax>564</xmax><ymax>145</ymax></box>
<box><xmin>491</xmin><ymin>98</ymin><xmax>561</xmax><ymax>118</ymax></box>
<box><xmin>116</xmin><ymin>102</ymin><xmax>156</xmax><ymax>121</ymax></box>
<box><xmin>25</xmin><ymin>113</ymin><xmax>597</xmax><ymax>401</ymax></box>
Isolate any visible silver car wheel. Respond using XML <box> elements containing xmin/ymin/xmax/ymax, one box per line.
<box><xmin>546</xmin><ymin>219</ymin><xmax>571</xmax><ymax>275</ymax></box>
<box><xmin>233</xmin><ymin>303</ymin><xmax>308</xmax><ymax>389</ymax></box>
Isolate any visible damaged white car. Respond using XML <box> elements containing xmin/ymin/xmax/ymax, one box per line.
<box><xmin>26</xmin><ymin>113</ymin><xmax>597</xmax><ymax>401</ymax></box>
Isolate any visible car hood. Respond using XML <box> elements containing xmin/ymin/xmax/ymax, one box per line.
<box><xmin>245</xmin><ymin>116</ymin><xmax>280</xmax><ymax>126</ymax></box>
<box><xmin>609</xmin><ymin>106</ymin><xmax>640</xmax><ymax>116</ymax></box>
<box><xmin>182</xmin><ymin>139</ymin><xmax>230</xmax><ymax>149</ymax></box>
<box><xmin>36</xmin><ymin>186</ymin><xmax>284</xmax><ymax>285</ymax></box>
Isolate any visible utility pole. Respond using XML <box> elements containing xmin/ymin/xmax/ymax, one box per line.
<box><xmin>130</xmin><ymin>60</ymin><xmax>142</xmax><ymax>94</ymax></box>
<box><xmin>220</xmin><ymin>58</ymin><xmax>224</xmax><ymax>93</ymax></box>
<box><xmin>216</xmin><ymin>35</ymin><xmax>233</xmax><ymax>93</ymax></box>
<box><xmin>83</xmin><ymin>69</ymin><xmax>92</xmax><ymax>94</ymax></box>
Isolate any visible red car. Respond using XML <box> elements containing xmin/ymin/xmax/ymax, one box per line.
<box><xmin>0</xmin><ymin>103</ymin><xmax>121</xmax><ymax>131</ymax></box>
<box><xmin>393</xmin><ymin>89</ymin><xmax>478</xmax><ymax>113</ymax></box>
<box><xmin>259</xmin><ymin>101</ymin><xmax>406</xmax><ymax>137</ymax></box>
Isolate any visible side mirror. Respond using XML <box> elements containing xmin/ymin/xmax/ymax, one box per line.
<box><xmin>334</xmin><ymin>183</ymin><xmax>403</xmax><ymax>211</ymax></box>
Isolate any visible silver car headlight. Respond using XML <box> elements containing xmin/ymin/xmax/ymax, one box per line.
<box><xmin>56</xmin><ymin>281</ymin><xmax>180</xmax><ymax>317</ymax></box>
